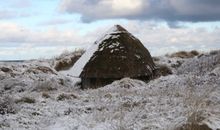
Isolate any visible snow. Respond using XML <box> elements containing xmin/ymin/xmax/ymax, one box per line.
<box><xmin>108</xmin><ymin>42</ymin><xmax>120</xmax><ymax>49</ymax></box>
<box><xmin>61</xmin><ymin>27</ymin><xmax>123</xmax><ymax>77</ymax></box>
<box><xmin>135</xmin><ymin>54</ymin><xmax>141</xmax><ymax>59</ymax></box>
<box><xmin>0</xmin><ymin>50</ymin><xmax>220</xmax><ymax>130</ymax></box>
<box><xmin>111</xmin><ymin>35</ymin><xmax>120</xmax><ymax>39</ymax></box>
<box><xmin>105</xmin><ymin>25</ymin><xmax>127</xmax><ymax>35</ymax></box>
<box><xmin>61</xmin><ymin>25</ymin><xmax>128</xmax><ymax>77</ymax></box>
<box><xmin>61</xmin><ymin>42</ymin><xmax>99</xmax><ymax>77</ymax></box>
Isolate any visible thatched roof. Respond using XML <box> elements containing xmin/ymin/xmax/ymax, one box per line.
<box><xmin>78</xmin><ymin>25</ymin><xmax>156</xmax><ymax>78</ymax></box>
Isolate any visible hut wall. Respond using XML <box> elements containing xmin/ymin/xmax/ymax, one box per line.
<box><xmin>81</xmin><ymin>78</ymin><xmax>120</xmax><ymax>89</ymax></box>
<box><xmin>81</xmin><ymin>75</ymin><xmax>154</xmax><ymax>89</ymax></box>
<box><xmin>135</xmin><ymin>76</ymin><xmax>151</xmax><ymax>82</ymax></box>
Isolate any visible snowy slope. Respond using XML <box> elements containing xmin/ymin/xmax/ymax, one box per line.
<box><xmin>0</xmin><ymin>50</ymin><xmax>220</xmax><ymax>130</ymax></box>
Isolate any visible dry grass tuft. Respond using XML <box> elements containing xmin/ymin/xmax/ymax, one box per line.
<box><xmin>0</xmin><ymin>67</ymin><xmax>12</xmax><ymax>73</ymax></box>
<box><xmin>175</xmin><ymin>123</ymin><xmax>211</xmax><ymax>130</ymax></box>
<box><xmin>169</xmin><ymin>50</ymin><xmax>200</xmax><ymax>58</ymax></box>
<box><xmin>154</xmin><ymin>64</ymin><xmax>172</xmax><ymax>77</ymax></box>
<box><xmin>15</xmin><ymin>97</ymin><xmax>36</xmax><ymax>104</ymax></box>
<box><xmin>42</xmin><ymin>92</ymin><xmax>50</xmax><ymax>98</ymax></box>
<box><xmin>54</xmin><ymin>49</ymin><xmax>85</xmax><ymax>71</ymax></box>
<box><xmin>0</xmin><ymin>96</ymin><xmax>16</xmax><ymax>115</ymax></box>
<box><xmin>174</xmin><ymin>77</ymin><xmax>217</xmax><ymax>130</ymax></box>
<box><xmin>57</xmin><ymin>93</ymin><xmax>78</xmax><ymax>101</ymax></box>
<box><xmin>33</xmin><ymin>80</ymin><xmax>58</xmax><ymax>92</ymax></box>
<box><xmin>24</xmin><ymin>66</ymin><xmax>56</xmax><ymax>75</ymax></box>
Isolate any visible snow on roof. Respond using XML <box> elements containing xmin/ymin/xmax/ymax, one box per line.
<box><xmin>62</xmin><ymin>27</ymin><xmax>115</xmax><ymax>77</ymax></box>
<box><xmin>62</xmin><ymin>43</ymin><xmax>99</xmax><ymax>77</ymax></box>
<box><xmin>105</xmin><ymin>25</ymin><xmax>128</xmax><ymax>34</ymax></box>
<box><xmin>62</xmin><ymin>25</ymin><xmax>130</xmax><ymax>77</ymax></box>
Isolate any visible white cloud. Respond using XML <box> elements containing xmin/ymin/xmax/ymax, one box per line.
<box><xmin>110</xmin><ymin>0</ymin><xmax>143</xmax><ymax>15</ymax></box>
<box><xmin>59</xmin><ymin>0</ymin><xmax>220</xmax><ymax>22</ymax></box>
<box><xmin>0</xmin><ymin>22</ymin><xmax>87</xmax><ymax>46</ymax></box>
<box><xmin>0</xmin><ymin>46</ymin><xmax>79</xmax><ymax>60</ymax></box>
<box><xmin>12</xmin><ymin>0</ymin><xmax>32</xmax><ymax>8</ymax></box>
<box><xmin>0</xmin><ymin>9</ymin><xmax>32</xmax><ymax>19</ymax></box>
<box><xmin>0</xmin><ymin>21</ymin><xmax>220</xmax><ymax>60</ymax></box>
<box><xmin>85</xmin><ymin>21</ymin><xmax>220</xmax><ymax>55</ymax></box>
<box><xmin>39</xmin><ymin>18</ymin><xmax>72</xmax><ymax>26</ymax></box>
<box><xmin>0</xmin><ymin>10</ymin><xmax>17</xmax><ymax>19</ymax></box>
<box><xmin>59</xmin><ymin>0</ymin><xmax>146</xmax><ymax>22</ymax></box>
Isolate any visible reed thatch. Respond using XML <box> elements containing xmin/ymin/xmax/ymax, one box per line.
<box><xmin>79</xmin><ymin>25</ymin><xmax>156</xmax><ymax>88</ymax></box>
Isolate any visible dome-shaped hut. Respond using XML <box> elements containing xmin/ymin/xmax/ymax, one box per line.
<box><xmin>69</xmin><ymin>25</ymin><xmax>156</xmax><ymax>89</ymax></box>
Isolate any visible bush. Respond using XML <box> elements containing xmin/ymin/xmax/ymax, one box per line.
<box><xmin>74</xmin><ymin>81</ymin><xmax>82</xmax><ymax>88</ymax></box>
<box><xmin>175</xmin><ymin>123</ymin><xmax>211</xmax><ymax>130</ymax></box>
<box><xmin>0</xmin><ymin>119</ymin><xmax>10</xmax><ymax>128</ymax></box>
<box><xmin>175</xmin><ymin>111</ymin><xmax>211</xmax><ymax>130</ymax></box>
<box><xmin>175</xmin><ymin>78</ymin><xmax>217</xmax><ymax>130</ymax></box>
<box><xmin>152</xmin><ymin>57</ymin><xmax>160</xmax><ymax>62</ymax></box>
<box><xmin>15</xmin><ymin>97</ymin><xmax>36</xmax><ymax>104</ymax></box>
<box><xmin>57</xmin><ymin>93</ymin><xmax>77</xmax><ymax>101</ymax></box>
<box><xmin>32</xmin><ymin>80</ymin><xmax>58</xmax><ymax>92</ymax></box>
<box><xmin>154</xmin><ymin>64</ymin><xmax>172</xmax><ymax>77</ymax></box>
<box><xmin>190</xmin><ymin>50</ymin><xmax>199</xmax><ymax>56</ymax></box>
<box><xmin>169</xmin><ymin>50</ymin><xmax>200</xmax><ymax>58</ymax></box>
<box><xmin>24</xmin><ymin>66</ymin><xmax>56</xmax><ymax>75</ymax></box>
<box><xmin>0</xmin><ymin>67</ymin><xmax>12</xmax><ymax>73</ymax></box>
<box><xmin>171</xmin><ymin>60</ymin><xmax>183</xmax><ymax>68</ymax></box>
<box><xmin>0</xmin><ymin>96</ymin><xmax>16</xmax><ymax>115</ymax></box>
<box><xmin>54</xmin><ymin>49</ymin><xmax>85</xmax><ymax>71</ymax></box>
<box><xmin>42</xmin><ymin>92</ymin><xmax>50</xmax><ymax>98</ymax></box>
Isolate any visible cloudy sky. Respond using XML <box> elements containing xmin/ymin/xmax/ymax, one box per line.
<box><xmin>0</xmin><ymin>0</ymin><xmax>220</xmax><ymax>60</ymax></box>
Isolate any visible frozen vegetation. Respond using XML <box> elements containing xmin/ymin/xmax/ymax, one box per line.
<box><xmin>0</xmin><ymin>50</ymin><xmax>220</xmax><ymax>130</ymax></box>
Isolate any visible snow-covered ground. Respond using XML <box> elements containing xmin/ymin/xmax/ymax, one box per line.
<box><xmin>0</xmin><ymin>50</ymin><xmax>220</xmax><ymax>130</ymax></box>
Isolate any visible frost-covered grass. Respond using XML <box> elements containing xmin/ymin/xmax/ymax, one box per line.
<box><xmin>0</xmin><ymin>50</ymin><xmax>220</xmax><ymax>130</ymax></box>
<box><xmin>52</xmin><ymin>49</ymin><xmax>85</xmax><ymax>71</ymax></box>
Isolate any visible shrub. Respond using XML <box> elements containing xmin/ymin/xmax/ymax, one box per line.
<box><xmin>171</xmin><ymin>60</ymin><xmax>183</xmax><ymax>68</ymax></box>
<box><xmin>24</xmin><ymin>66</ymin><xmax>56</xmax><ymax>75</ymax></box>
<box><xmin>0</xmin><ymin>120</ymin><xmax>10</xmax><ymax>128</ymax></box>
<box><xmin>175</xmin><ymin>123</ymin><xmax>211</xmax><ymax>130</ymax></box>
<box><xmin>154</xmin><ymin>64</ymin><xmax>172</xmax><ymax>77</ymax></box>
<box><xmin>32</xmin><ymin>112</ymin><xmax>40</xmax><ymax>116</ymax></box>
<box><xmin>32</xmin><ymin>80</ymin><xmax>57</xmax><ymax>92</ymax></box>
<box><xmin>152</xmin><ymin>57</ymin><xmax>160</xmax><ymax>62</ymax></box>
<box><xmin>0</xmin><ymin>67</ymin><xmax>12</xmax><ymax>73</ymax></box>
<box><xmin>190</xmin><ymin>50</ymin><xmax>199</xmax><ymax>56</ymax></box>
<box><xmin>57</xmin><ymin>93</ymin><xmax>77</xmax><ymax>101</ymax></box>
<box><xmin>175</xmin><ymin>111</ymin><xmax>211</xmax><ymax>130</ymax></box>
<box><xmin>0</xmin><ymin>96</ymin><xmax>16</xmax><ymax>115</ymax></box>
<box><xmin>74</xmin><ymin>81</ymin><xmax>82</xmax><ymax>88</ymax></box>
<box><xmin>54</xmin><ymin>49</ymin><xmax>85</xmax><ymax>71</ymax></box>
<box><xmin>42</xmin><ymin>92</ymin><xmax>50</xmax><ymax>98</ymax></box>
<box><xmin>15</xmin><ymin>97</ymin><xmax>36</xmax><ymax>104</ymax></box>
<box><xmin>175</xmin><ymin>77</ymin><xmax>217</xmax><ymax>130</ymax></box>
<box><xmin>169</xmin><ymin>50</ymin><xmax>200</xmax><ymax>58</ymax></box>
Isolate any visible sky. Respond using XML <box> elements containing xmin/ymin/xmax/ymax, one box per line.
<box><xmin>0</xmin><ymin>0</ymin><xmax>220</xmax><ymax>60</ymax></box>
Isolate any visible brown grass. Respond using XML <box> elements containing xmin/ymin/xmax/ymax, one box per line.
<box><xmin>15</xmin><ymin>97</ymin><xmax>36</xmax><ymax>104</ymax></box>
<box><xmin>57</xmin><ymin>93</ymin><xmax>77</xmax><ymax>101</ymax></box>
<box><xmin>42</xmin><ymin>92</ymin><xmax>50</xmax><ymax>98</ymax></box>
<box><xmin>54</xmin><ymin>49</ymin><xmax>85</xmax><ymax>71</ymax></box>
<box><xmin>0</xmin><ymin>96</ymin><xmax>16</xmax><ymax>115</ymax></box>
<box><xmin>175</xmin><ymin>77</ymin><xmax>217</xmax><ymax>130</ymax></box>
<box><xmin>154</xmin><ymin>64</ymin><xmax>172</xmax><ymax>77</ymax></box>
<box><xmin>0</xmin><ymin>67</ymin><xmax>12</xmax><ymax>73</ymax></box>
<box><xmin>175</xmin><ymin>123</ymin><xmax>211</xmax><ymax>130</ymax></box>
<box><xmin>33</xmin><ymin>80</ymin><xmax>58</xmax><ymax>92</ymax></box>
<box><xmin>169</xmin><ymin>50</ymin><xmax>200</xmax><ymax>58</ymax></box>
<box><xmin>24</xmin><ymin>66</ymin><xmax>56</xmax><ymax>75</ymax></box>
